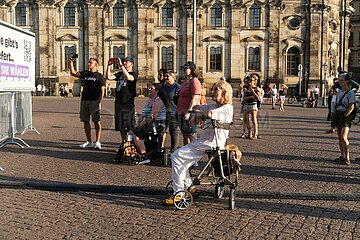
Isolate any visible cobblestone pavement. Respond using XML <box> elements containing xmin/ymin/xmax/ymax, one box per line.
<box><xmin>0</xmin><ymin>97</ymin><xmax>360</xmax><ymax>239</ymax></box>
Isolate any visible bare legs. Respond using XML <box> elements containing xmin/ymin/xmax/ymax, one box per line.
<box><xmin>244</xmin><ymin>110</ymin><xmax>259</xmax><ymax>138</ymax></box>
<box><xmin>83</xmin><ymin>121</ymin><xmax>102</xmax><ymax>143</ymax></box>
<box><xmin>337</xmin><ymin>127</ymin><xmax>350</xmax><ymax>161</ymax></box>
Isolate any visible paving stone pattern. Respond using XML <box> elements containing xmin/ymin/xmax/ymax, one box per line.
<box><xmin>0</xmin><ymin>97</ymin><xmax>359</xmax><ymax>239</ymax></box>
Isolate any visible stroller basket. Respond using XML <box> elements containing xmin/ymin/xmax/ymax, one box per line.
<box><xmin>205</xmin><ymin>149</ymin><xmax>237</xmax><ymax>177</ymax></box>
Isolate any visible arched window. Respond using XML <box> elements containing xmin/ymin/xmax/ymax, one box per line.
<box><xmin>210</xmin><ymin>46</ymin><xmax>222</xmax><ymax>71</ymax></box>
<box><xmin>113</xmin><ymin>2</ymin><xmax>125</xmax><ymax>27</ymax></box>
<box><xmin>248</xmin><ymin>47</ymin><xmax>260</xmax><ymax>70</ymax></box>
<box><xmin>161</xmin><ymin>46</ymin><xmax>174</xmax><ymax>70</ymax></box>
<box><xmin>15</xmin><ymin>2</ymin><xmax>27</xmax><ymax>26</ymax></box>
<box><xmin>210</xmin><ymin>3</ymin><xmax>222</xmax><ymax>27</ymax></box>
<box><xmin>113</xmin><ymin>46</ymin><xmax>125</xmax><ymax>68</ymax></box>
<box><xmin>249</xmin><ymin>3</ymin><xmax>260</xmax><ymax>28</ymax></box>
<box><xmin>287</xmin><ymin>47</ymin><xmax>300</xmax><ymax>76</ymax></box>
<box><xmin>64</xmin><ymin>2</ymin><xmax>76</xmax><ymax>26</ymax></box>
<box><xmin>162</xmin><ymin>3</ymin><xmax>173</xmax><ymax>27</ymax></box>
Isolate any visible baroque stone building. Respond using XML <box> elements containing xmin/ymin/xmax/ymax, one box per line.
<box><xmin>0</xmin><ymin>0</ymin><xmax>352</xmax><ymax>96</ymax></box>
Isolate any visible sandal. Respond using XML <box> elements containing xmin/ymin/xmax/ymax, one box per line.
<box><xmin>333</xmin><ymin>156</ymin><xmax>345</xmax><ymax>162</ymax></box>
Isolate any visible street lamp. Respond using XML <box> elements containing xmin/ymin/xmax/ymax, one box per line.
<box><xmin>323</xmin><ymin>63</ymin><xmax>328</xmax><ymax>106</ymax></box>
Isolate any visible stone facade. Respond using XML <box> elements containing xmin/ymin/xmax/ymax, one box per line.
<box><xmin>0</xmin><ymin>0</ymin><xmax>352</xmax><ymax>96</ymax></box>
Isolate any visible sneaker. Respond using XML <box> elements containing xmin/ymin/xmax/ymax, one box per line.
<box><xmin>79</xmin><ymin>141</ymin><xmax>93</xmax><ymax>148</ymax></box>
<box><xmin>94</xmin><ymin>142</ymin><xmax>102</xmax><ymax>150</ymax></box>
<box><xmin>325</xmin><ymin>129</ymin><xmax>335</xmax><ymax>134</ymax></box>
<box><xmin>162</xmin><ymin>195</ymin><xmax>182</xmax><ymax>205</ymax></box>
<box><xmin>137</xmin><ymin>159</ymin><xmax>150</xmax><ymax>165</ymax></box>
<box><xmin>344</xmin><ymin>159</ymin><xmax>351</xmax><ymax>165</ymax></box>
<box><xmin>241</xmin><ymin>133</ymin><xmax>249</xmax><ymax>139</ymax></box>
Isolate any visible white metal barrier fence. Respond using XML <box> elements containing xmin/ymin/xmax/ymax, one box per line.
<box><xmin>0</xmin><ymin>92</ymin><xmax>39</xmax><ymax>149</ymax></box>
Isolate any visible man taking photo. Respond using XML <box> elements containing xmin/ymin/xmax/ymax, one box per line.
<box><xmin>70</xmin><ymin>56</ymin><xmax>106</xmax><ymax>149</ymax></box>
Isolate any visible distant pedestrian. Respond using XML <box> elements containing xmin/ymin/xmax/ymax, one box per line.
<box><xmin>332</xmin><ymin>72</ymin><xmax>356</xmax><ymax>165</ymax></box>
<box><xmin>265</xmin><ymin>83</ymin><xmax>272</xmax><ymax>103</ymax></box>
<box><xmin>36</xmin><ymin>84</ymin><xmax>42</xmax><ymax>96</ymax></box>
<box><xmin>200</xmin><ymin>79</ymin><xmax>207</xmax><ymax>104</ymax></box>
<box><xmin>258</xmin><ymin>84</ymin><xmax>264</xmax><ymax>110</ymax></box>
<box><xmin>243</xmin><ymin>76</ymin><xmax>261</xmax><ymax>139</ymax></box>
<box><xmin>325</xmin><ymin>78</ymin><xmax>340</xmax><ymax>133</ymax></box>
<box><xmin>278</xmin><ymin>84</ymin><xmax>288</xmax><ymax>111</ymax></box>
<box><xmin>271</xmin><ymin>85</ymin><xmax>278</xmax><ymax>109</ymax></box>
<box><xmin>70</xmin><ymin>56</ymin><xmax>106</xmax><ymax>149</ymax></box>
<box><xmin>313</xmin><ymin>84</ymin><xmax>320</xmax><ymax>107</ymax></box>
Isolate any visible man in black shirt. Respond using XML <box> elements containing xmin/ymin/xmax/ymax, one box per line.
<box><xmin>106</xmin><ymin>57</ymin><xmax>137</xmax><ymax>142</ymax></box>
<box><xmin>70</xmin><ymin>57</ymin><xmax>106</xmax><ymax>149</ymax></box>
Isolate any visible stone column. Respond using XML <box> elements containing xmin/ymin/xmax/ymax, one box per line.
<box><xmin>84</xmin><ymin>0</ymin><xmax>105</xmax><ymax>72</ymax></box>
<box><xmin>135</xmin><ymin>0</ymin><xmax>154</xmax><ymax>84</ymax></box>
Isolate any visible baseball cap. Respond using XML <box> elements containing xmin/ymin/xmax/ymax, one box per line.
<box><xmin>180</xmin><ymin>61</ymin><xmax>196</xmax><ymax>71</ymax></box>
<box><xmin>122</xmin><ymin>56</ymin><xmax>134</xmax><ymax>63</ymax></box>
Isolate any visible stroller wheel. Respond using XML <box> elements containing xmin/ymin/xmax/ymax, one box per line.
<box><xmin>229</xmin><ymin>187</ymin><xmax>236</xmax><ymax>210</ymax></box>
<box><xmin>165</xmin><ymin>180</ymin><xmax>173</xmax><ymax>196</ymax></box>
<box><xmin>173</xmin><ymin>190</ymin><xmax>193</xmax><ymax>210</ymax></box>
<box><xmin>215</xmin><ymin>184</ymin><xmax>225</xmax><ymax>199</ymax></box>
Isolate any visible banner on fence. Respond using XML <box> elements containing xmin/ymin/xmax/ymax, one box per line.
<box><xmin>0</xmin><ymin>20</ymin><xmax>35</xmax><ymax>92</ymax></box>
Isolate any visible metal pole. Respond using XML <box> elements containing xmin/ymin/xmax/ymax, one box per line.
<box><xmin>192</xmin><ymin>0</ymin><xmax>196</xmax><ymax>63</ymax></box>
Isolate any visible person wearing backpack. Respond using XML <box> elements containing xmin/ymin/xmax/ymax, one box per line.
<box><xmin>332</xmin><ymin>72</ymin><xmax>356</xmax><ymax>165</ymax></box>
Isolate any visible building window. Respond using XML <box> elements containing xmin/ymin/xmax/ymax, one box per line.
<box><xmin>348</xmin><ymin>52</ymin><xmax>353</xmax><ymax>67</ymax></box>
<box><xmin>210</xmin><ymin>3</ymin><xmax>222</xmax><ymax>27</ymax></box>
<box><xmin>249</xmin><ymin>3</ymin><xmax>260</xmax><ymax>28</ymax></box>
<box><xmin>65</xmin><ymin>46</ymin><xmax>76</xmax><ymax>70</ymax></box>
<box><xmin>248</xmin><ymin>47</ymin><xmax>260</xmax><ymax>71</ymax></box>
<box><xmin>286</xmin><ymin>47</ymin><xmax>300</xmax><ymax>76</ymax></box>
<box><xmin>162</xmin><ymin>3</ymin><xmax>173</xmax><ymax>27</ymax></box>
<box><xmin>357</xmin><ymin>52</ymin><xmax>360</xmax><ymax>66</ymax></box>
<box><xmin>15</xmin><ymin>2</ymin><xmax>27</xmax><ymax>26</ymax></box>
<box><xmin>64</xmin><ymin>2</ymin><xmax>76</xmax><ymax>26</ymax></box>
<box><xmin>113</xmin><ymin>46</ymin><xmax>125</xmax><ymax>68</ymax></box>
<box><xmin>349</xmin><ymin>32</ymin><xmax>353</xmax><ymax>47</ymax></box>
<box><xmin>161</xmin><ymin>46</ymin><xmax>174</xmax><ymax>70</ymax></box>
<box><xmin>210</xmin><ymin>46</ymin><xmax>222</xmax><ymax>71</ymax></box>
<box><xmin>113</xmin><ymin>2</ymin><xmax>125</xmax><ymax>27</ymax></box>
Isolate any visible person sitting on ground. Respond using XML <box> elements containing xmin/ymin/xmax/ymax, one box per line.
<box><xmin>163</xmin><ymin>80</ymin><xmax>233</xmax><ymax>205</ymax></box>
<box><xmin>130</xmin><ymin>83</ymin><xmax>166</xmax><ymax>158</ymax></box>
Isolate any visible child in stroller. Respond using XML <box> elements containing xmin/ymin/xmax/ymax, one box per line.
<box><xmin>113</xmin><ymin>83</ymin><xmax>168</xmax><ymax>164</ymax></box>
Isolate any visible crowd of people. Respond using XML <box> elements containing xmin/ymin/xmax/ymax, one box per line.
<box><xmin>68</xmin><ymin>54</ymin><xmax>360</xmax><ymax>205</ymax></box>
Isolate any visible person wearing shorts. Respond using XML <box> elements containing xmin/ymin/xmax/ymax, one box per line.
<box><xmin>70</xmin><ymin>57</ymin><xmax>106</xmax><ymax>149</ymax></box>
<box><xmin>278</xmin><ymin>84</ymin><xmax>288</xmax><ymax>111</ymax></box>
<box><xmin>333</xmin><ymin>73</ymin><xmax>356</xmax><ymax>165</ymax></box>
<box><xmin>243</xmin><ymin>76</ymin><xmax>261</xmax><ymax>139</ymax></box>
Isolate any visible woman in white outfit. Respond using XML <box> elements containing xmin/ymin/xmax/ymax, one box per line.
<box><xmin>163</xmin><ymin>80</ymin><xmax>233</xmax><ymax>205</ymax></box>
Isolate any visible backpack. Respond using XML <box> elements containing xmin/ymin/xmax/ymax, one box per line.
<box><xmin>337</xmin><ymin>90</ymin><xmax>358</xmax><ymax>120</ymax></box>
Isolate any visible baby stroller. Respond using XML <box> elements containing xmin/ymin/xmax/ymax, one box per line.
<box><xmin>165</xmin><ymin>119</ymin><xmax>242</xmax><ymax>210</ymax></box>
<box><xmin>113</xmin><ymin>121</ymin><xmax>168</xmax><ymax>165</ymax></box>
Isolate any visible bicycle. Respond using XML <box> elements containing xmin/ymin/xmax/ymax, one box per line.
<box><xmin>352</xmin><ymin>102</ymin><xmax>360</xmax><ymax>124</ymax></box>
<box><xmin>287</xmin><ymin>89</ymin><xmax>307</xmax><ymax>104</ymax></box>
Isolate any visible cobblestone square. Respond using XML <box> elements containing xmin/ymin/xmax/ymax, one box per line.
<box><xmin>0</xmin><ymin>97</ymin><xmax>359</xmax><ymax>239</ymax></box>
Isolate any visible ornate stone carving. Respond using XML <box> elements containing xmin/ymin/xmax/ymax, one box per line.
<box><xmin>33</xmin><ymin>0</ymin><xmax>56</xmax><ymax>6</ymax></box>
<box><xmin>132</xmin><ymin>0</ymin><xmax>154</xmax><ymax>8</ymax></box>
<box><xmin>271</xmin><ymin>0</ymin><xmax>285</xmax><ymax>12</ymax></box>
<box><xmin>229</xmin><ymin>0</ymin><xmax>242</xmax><ymax>8</ymax></box>
<box><xmin>82</xmin><ymin>0</ymin><xmax>105</xmax><ymax>7</ymax></box>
